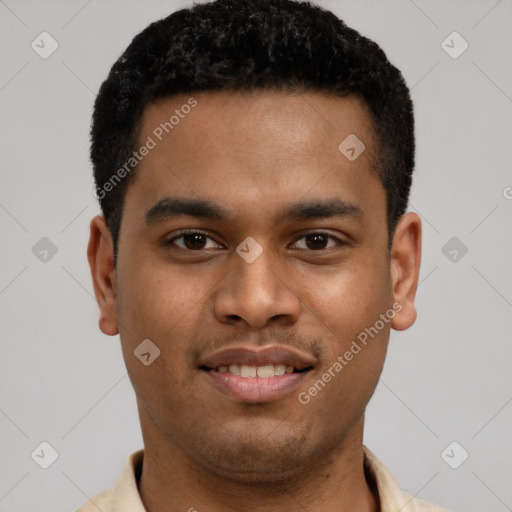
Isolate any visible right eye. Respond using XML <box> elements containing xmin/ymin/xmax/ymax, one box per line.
<box><xmin>164</xmin><ymin>231</ymin><xmax>224</xmax><ymax>251</ymax></box>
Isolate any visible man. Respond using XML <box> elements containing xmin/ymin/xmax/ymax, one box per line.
<box><xmin>83</xmin><ymin>0</ymin><xmax>448</xmax><ymax>510</ymax></box>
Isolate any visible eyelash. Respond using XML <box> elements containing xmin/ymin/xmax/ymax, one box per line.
<box><xmin>164</xmin><ymin>230</ymin><xmax>346</xmax><ymax>252</ymax></box>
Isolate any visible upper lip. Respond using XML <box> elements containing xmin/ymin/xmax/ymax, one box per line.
<box><xmin>199</xmin><ymin>345</ymin><xmax>316</xmax><ymax>371</ymax></box>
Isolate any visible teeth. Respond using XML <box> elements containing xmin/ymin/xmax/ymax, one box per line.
<box><xmin>256</xmin><ymin>365</ymin><xmax>275</xmax><ymax>378</ymax></box>
<box><xmin>216</xmin><ymin>364</ymin><xmax>297</xmax><ymax>377</ymax></box>
<box><xmin>240</xmin><ymin>365</ymin><xmax>257</xmax><ymax>377</ymax></box>
<box><xmin>228</xmin><ymin>364</ymin><xmax>241</xmax><ymax>376</ymax></box>
<box><xmin>274</xmin><ymin>364</ymin><xmax>286</xmax><ymax>375</ymax></box>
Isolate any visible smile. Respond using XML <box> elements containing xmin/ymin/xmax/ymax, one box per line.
<box><xmin>198</xmin><ymin>345</ymin><xmax>315</xmax><ymax>403</ymax></box>
<box><xmin>215</xmin><ymin>364</ymin><xmax>296</xmax><ymax>377</ymax></box>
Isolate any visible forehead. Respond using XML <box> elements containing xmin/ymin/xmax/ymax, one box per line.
<box><xmin>123</xmin><ymin>89</ymin><xmax>384</xmax><ymax>227</ymax></box>
<box><xmin>139</xmin><ymin>89</ymin><xmax>376</xmax><ymax>165</ymax></box>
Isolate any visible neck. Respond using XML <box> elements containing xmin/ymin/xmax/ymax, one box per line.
<box><xmin>137</xmin><ymin>415</ymin><xmax>379</xmax><ymax>512</ymax></box>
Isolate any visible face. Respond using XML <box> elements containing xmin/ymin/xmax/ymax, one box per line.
<box><xmin>88</xmin><ymin>89</ymin><xmax>421</xmax><ymax>483</ymax></box>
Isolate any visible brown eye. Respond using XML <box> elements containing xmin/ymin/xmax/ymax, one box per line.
<box><xmin>292</xmin><ymin>233</ymin><xmax>341</xmax><ymax>251</ymax></box>
<box><xmin>182</xmin><ymin>233</ymin><xmax>208</xmax><ymax>250</ymax></box>
<box><xmin>305</xmin><ymin>234</ymin><xmax>329</xmax><ymax>250</ymax></box>
<box><xmin>167</xmin><ymin>231</ymin><xmax>221</xmax><ymax>251</ymax></box>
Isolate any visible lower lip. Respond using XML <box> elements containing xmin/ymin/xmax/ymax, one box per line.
<box><xmin>202</xmin><ymin>370</ymin><xmax>309</xmax><ymax>403</ymax></box>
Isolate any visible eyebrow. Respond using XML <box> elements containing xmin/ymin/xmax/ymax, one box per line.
<box><xmin>144</xmin><ymin>196</ymin><xmax>364</xmax><ymax>225</ymax></box>
<box><xmin>282</xmin><ymin>198</ymin><xmax>364</xmax><ymax>222</ymax></box>
<box><xmin>145</xmin><ymin>197</ymin><xmax>230</xmax><ymax>224</ymax></box>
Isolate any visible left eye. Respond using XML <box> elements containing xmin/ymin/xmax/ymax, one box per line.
<box><xmin>167</xmin><ymin>232</ymin><xmax>222</xmax><ymax>251</ymax></box>
<box><xmin>291</xmin><ymin>233</ymin><xmax>342</xmax><ymax>251</ymax></box>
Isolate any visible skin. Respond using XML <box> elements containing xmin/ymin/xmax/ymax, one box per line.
<box><xmin>88</xmin><ymin>89</ymin><xmax>421</xmax><ymax>512</ymax></box>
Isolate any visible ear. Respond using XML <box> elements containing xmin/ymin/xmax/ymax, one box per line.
<box><xmin>390</xmin><ymin>212</ymin><xmax>422</xmax><ymax>331</ymax></box>
<box><xmin>87</xmin><ymin>215</ymin><xmax>119</xmax><ymax>336</ymax></box>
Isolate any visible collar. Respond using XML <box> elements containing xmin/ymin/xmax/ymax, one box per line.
<box><xmin>93</xmin><ymin>446</ymin><xmax>445</xmax><ymax>512</ymax></box>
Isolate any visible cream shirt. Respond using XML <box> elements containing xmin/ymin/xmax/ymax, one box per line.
<box><xmin>76</xmin><ymin>446</ymin><xmax>449</xmax><ymax>512</ymax></box>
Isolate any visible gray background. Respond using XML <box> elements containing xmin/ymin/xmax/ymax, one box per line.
<box><xmin>1</xmin><ymin>0</ymin><xmax>511</xmax><ymax>511</ymax></box>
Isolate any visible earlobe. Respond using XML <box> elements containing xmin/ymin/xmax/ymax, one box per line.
<box><xmin>87</xmin><ymin>215</ymin><xmax>119</xmax><ymax>336</ymax></box>
<box><xmin>390</xmin><ymin>212</ymin><xmax>422</xmax><ymax>332</ymax></box>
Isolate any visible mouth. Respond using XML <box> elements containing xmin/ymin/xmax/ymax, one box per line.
<box><xmin>202</xmin><ymin>363</ymin><xmax>309</xmax><ymax>377</ymax></box>
<box><xmin>198</xmin><ymin>346</ymin><xmax>315</xmax><ymax>403</ymax></box>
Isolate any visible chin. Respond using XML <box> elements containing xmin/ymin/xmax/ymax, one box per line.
<box><xmin>186</xmin><ymin>428</ymin><xmax>327</xmax><ymax>485</ymax></box>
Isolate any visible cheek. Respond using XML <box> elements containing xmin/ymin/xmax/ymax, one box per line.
<box><xmin>119</xmin><ymin>257</ymin><xmax>208</xmax><ymax>340</ymax></box>
<box><xmin>296</xmin><ymin>253</ymin><xmax>392</xmax><ymax>412</ymax></box>
<box><xmin>115</xmin><ymin>262</ymin><xmax>209</xmax><ymax>397</ymax></box>
<box><xmin>116</xmin><ymin>261</ymin><xmax>205</xmax><ymax>412</ymax></box>
<box><xmin>298</xmin><ymin>254</ymin><xmax>392</xmax><ymax>345</ymax></box>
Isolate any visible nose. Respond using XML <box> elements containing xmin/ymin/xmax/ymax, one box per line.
<box><xmin>213</xmin><ymin>245</ymin><xmax>301</xmax><ymax>329</ymax></box>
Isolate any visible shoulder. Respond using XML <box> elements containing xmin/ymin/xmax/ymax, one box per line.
<box><xmin>74</xmin><ymin>449</ymin><xmax>144</xmax><ymax>512</ymax></box>
<box><xmin>363</xmin><ymin>446</ymin><xmax>451</xmax><ymax>512</ymax></box>
<box><xmin>75</xmin><ymin>486</ymin><xmax>114</xmax><ymax>512</ymax></box>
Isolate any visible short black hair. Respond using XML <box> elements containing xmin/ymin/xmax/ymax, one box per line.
<box><xmin>91</xmin><ymin>0</ymin><xmax>415</xmax><ymax>265</ymax></box>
